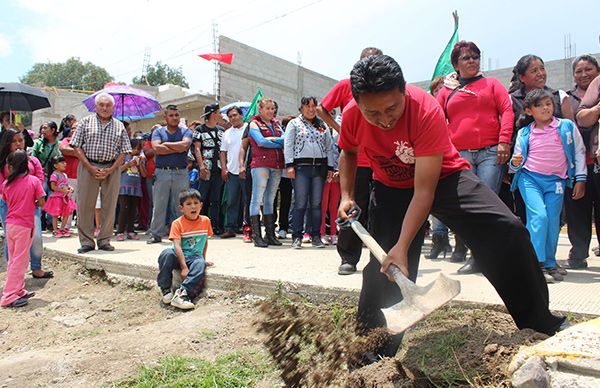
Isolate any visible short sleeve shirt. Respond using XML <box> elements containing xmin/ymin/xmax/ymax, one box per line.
<box><xmin>152</xmin><ymin>126</ymin><xmax>192</xmax><ymax>169</ymax></box>
<box><xmin>338</xmin><ymin>84</ymin><xmax>470</xmax><ymax>189</ymax></box>
<box><xmin>169</xmin><ymin>215</ymin><xmax>213</xmax><ymax>259</ymax></box>
<box><xmin>3</xmin><ymin>174</ymin><xmax>45</xmax><ymax>229</ymax></box>
<box><xmin>70</xmin><ymin>114</ymin><xmax>132</xmax><ymax>162</ymax></box>
<box><xmin>193</xmin><ymin>124</ymin><xmax>224</xmax><ymax>170</ymax></box>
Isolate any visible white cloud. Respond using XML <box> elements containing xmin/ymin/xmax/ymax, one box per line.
<box><xmin>0</xmin><ymin>33</ymin><xmax>12</xmax><ymax>57</ymax></box>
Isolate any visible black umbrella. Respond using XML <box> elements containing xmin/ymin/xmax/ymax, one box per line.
<box><xmin>0</xmin><ymin>82</ymin><xmax>51</xmax><ymax>112</ymax></box>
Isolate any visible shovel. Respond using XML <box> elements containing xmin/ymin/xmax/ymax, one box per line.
<box><xmin>337</xmin><ymin>207</ymin><xmax>461</xmax><ymax>334</ymax></box>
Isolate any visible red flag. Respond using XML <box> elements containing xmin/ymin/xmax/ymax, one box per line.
<box><xmin>198</xmin><ymin>53</ymin><xmax>234</xmax><ymax>64</ymax></box>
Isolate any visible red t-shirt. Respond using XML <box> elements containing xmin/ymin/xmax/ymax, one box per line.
<box><xmin>338</xmin><ymin>84</ymin><xmax>470</xmax><ymax>189</ymax></box>
<box><xmin>142</xmin><ymin>139</ymin><xmax>156</xmax><ymax>179</ymax></box>
<box><xmin>321</xmin><ymin>78</ymin><xmax>370</xmax><ymax>168</ymax></box>
<box><xmin>60</xmin><ymin>137</ymin><xmax>79</xmax><ymax>178</ymax></box>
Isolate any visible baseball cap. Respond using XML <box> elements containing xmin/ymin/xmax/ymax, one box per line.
<box><xmin>202</xmin><ymin>103</ymin><xmax>220</xmax><ymax>118</ymax></box>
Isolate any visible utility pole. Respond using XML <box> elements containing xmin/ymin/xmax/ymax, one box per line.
<box><xmin>212</xmin><ymin>21</ymin><xmax>219</xmax><ymax>101</ymax></box>
<box><xmin>142</xmin><ymin>47</ymin><xmax>151</xmax><ymax>85</ymax></box>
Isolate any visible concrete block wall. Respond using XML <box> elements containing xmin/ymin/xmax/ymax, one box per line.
<box><xmin>219</xmin><ymin>36</ymin><xmax>338</xmax><ymax>117</ymax></box>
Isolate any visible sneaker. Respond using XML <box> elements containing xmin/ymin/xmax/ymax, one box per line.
<box><xmin>555</xmin><ymin>263</ymin><xmax>567</xmax><ymax>276</ymax></box>
<box><xmin>53</xmin><ymin>230</ymin><xmax>63</xmax><ymax>238</ymax></box>
<box><xmin>127</xmin><ymin>232</ymin><xmax>140</xmax><ymax>240</ymax></box>
<box><xmin>277</xmin><ymin>229</ymin><xmax>287</xmax><ymax>239</ymax></box>
<box><xmin>302</xmin><ymin>233</ymin><xmax>311</xmax><ymax>243</ymax></box>
<box><xmin>161</xmin><ymin>288</ymin><xmax>174</xmax><ymax>304</ymax></box>
<box><xmin>94</xmin><ymin>228</ymin><xmax>100</xmax><ymax>238</ymax></box>
<box><xmin>542</xmin><ymin>268</ymin><xmax>555</xmax><ymax>284</ymax></box>
<box><xmin>330</xmin><ymin>235</ymin><xmax>338</xmax><ymax>245</ymax></box>
<box><xmin>312</xmin><ymin>236</ymin><xmax>325</xmax><ymax>248</ymax></box>
<box><xmin>171</xmin><ymin>288</ymin><xmax>195</xmax><ymax>310</ymax></box>
<box><xmin>338</xmin><ymin>263</ymin><xmax>357</xmax><ymax>275</ymax></box>
<box><xmin>321</xmin><ymin>235</ymin><xmax>331</xmax><ymax>245</ymax></box>
<box><xmin>594</xmin><ymin>245</ymin><xmax>600</xmax><ymax>257</ymax></box>
<box><xmin>116</xmin><ymin>233</ymin><xmax>126</xmax><ymax>241</ymax></box>
<box><xmin>547</xmin><ymin>267</ymin><xmax>564</xmax><ymax>282</ymax></box>
<box><xmin>62</xmin><ymin>229</ymin><xmax>71</xmax><ymax>237</ymax></box>
<box><xmin>291</xmin><ymin>237</ymin><xmax>302</xmax><ymax>249</ymax></box>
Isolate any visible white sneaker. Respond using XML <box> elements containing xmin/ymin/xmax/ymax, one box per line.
<box><xmin>171</xmin><ymin>288</ymin><xmax>195</xmax><ymax>310</ymax></box>
<box><xmin>321</xmin><ymin>235</ymin><xmax>331</xmax><ymax>245</ymax></box>
<box><xmin>302</xmin><ymin>233</ymin><xmax>311</xmax><ymax>243</ymax></box>
<box><xmin>330</xmin><ymin>235</ymin><xmax>338</xmax><ymax>245</ymax></box>
<box><xmin>161</xmin><ymin>289</ymin><xmax>174</xmax><ymax>304</ymax></box>
<box><xmin>277</xmin><ymin>229</ymin><xmax>286</xmax><ymax>239</ymax></box>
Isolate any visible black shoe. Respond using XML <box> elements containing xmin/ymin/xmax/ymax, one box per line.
<box><xmin>457</xmin><ymin>258</ymin><xmax>480</xmax><ymax>275</ymax></box>
<box><xmin>263</xmin><ymin>214</ymin><xmax>282</xmax><ymax>246</ymax></box>
<box><xmin>98</xmin><ymin>244</ymin><xmax>115</xmax><ymax>251</ymax></box>
<box><xmin>449</xmin><ymin>237</ymin><xmax>468</xmax><ymax>262</ymax></box>
<box><xmin>8</xmin><ymin>297</ymin><xmax>29</xmax><ymax>307</ymax></box>
<box><xmin>32</xmin><ymin>270</ymin><xmax>54</xmax><ymax>279</ymax></box>
<box><xmin>220</xmin><ymin>230</ymin><xmax>236</xmax><ymax>239</ymax></box>
<box><xmin>311</xmin><ymin>236</ymin><xmax>325</xmax><ymax>248</ymax></box>
<box><xmin>250</xmin><ymin>215</ymin><xmax>268</xmax><ymax>248</ymax></box>
<box><xmin>213</xmin><ymin>228</ymin><xmax>223</xmax><ymax>236</ymax></box>
<box><xmin>594</xmin><ymin>246</ymin><xmax>600</xmax><ymax>257</ymax></box>
<box><xmin>428</xmin><ymin>234</ymin><xmax>452</xmax><ymax>260</ymax></box>
<box><xmin>77</xmin><ymin>245</ymin><xmax>94</xmax><ymax>254</ymax></box>
<box><xmin>146</xmin><ymin>236</ymin><xmax>162</xmax><ymax>244</ymax></box>
<box><xmin>562</xmin><ymin>259</ymin><xmax>588</xmax><ymax>269</ymax></box>
<box><xmin>338</xmin><ymin>263</ymin><xmax>357</xmax><ymax>275</ymax></box>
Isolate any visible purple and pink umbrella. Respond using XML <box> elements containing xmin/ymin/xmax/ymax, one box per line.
<box><xmin>83</xmin><ymin>83</ymin><xmax>161</xmax><ymax>121</ymax></box>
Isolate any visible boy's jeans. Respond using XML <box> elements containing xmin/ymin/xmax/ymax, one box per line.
<box><xmin>157</xmin><ymin>249</ymin><xmax>206</xmax><ymax>299</ymax></box>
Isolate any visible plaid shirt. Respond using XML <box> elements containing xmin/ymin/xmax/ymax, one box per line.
<box><xmin>70</xmin><ymin>114</ymin><xmax>131</xmax><ymax>162</ymax></box>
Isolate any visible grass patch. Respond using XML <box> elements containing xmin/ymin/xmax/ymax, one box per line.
<box><xmin>116</xmin><ymin>349</ymin><xmax>277</xmax><ymax>387</ymax></box>
<box><xmin>198</xmin><ymin>328</ymin><xmax>217</xmax><ymax>341</ymax></box>
<box><xmin>415</xmin><ymin>331</ymin><xmax>471</xmax><ymax>386</ymax></box>
<box><xmin>72</xmin><ymin>328</ymin><xmax>102</xmax><ymax>339</ymax></box>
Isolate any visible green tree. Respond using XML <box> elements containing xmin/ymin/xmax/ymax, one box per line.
<box><xmin>132</xmin><ymin>61</ymin><xmax>189</xmax><ymax>88</ymax></box>
<box><xmin>20</xmin><ymin>57</ymin><xmax>113</xmax><ymax>91</ymax></box>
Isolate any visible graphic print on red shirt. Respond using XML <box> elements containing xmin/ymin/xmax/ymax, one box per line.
<box><xmin>338</xmin><ymin>84</ymin><xmax>470</xmax><ymax>189</ymax></box>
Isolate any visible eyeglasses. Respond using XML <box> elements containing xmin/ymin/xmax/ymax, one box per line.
<box><xmin>460</xmin><ymin>54</ymin><xmax>480</xmax><ymax>61</ymax></box>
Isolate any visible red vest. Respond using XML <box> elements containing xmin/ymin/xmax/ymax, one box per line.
<box><xmin>249</xmin><ymin>115</ymin><xmax>284</xmax><ymax>169</ymax></box>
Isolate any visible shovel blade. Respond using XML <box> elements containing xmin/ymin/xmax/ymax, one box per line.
<box><xmin>382</xmin><ymin>273</ymin><xmax>460</xmax><ymax>334</ymax></box>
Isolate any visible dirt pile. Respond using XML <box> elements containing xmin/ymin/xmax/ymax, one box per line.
<box><xmin>257</xmin><ymin>298</ymin><xmax>407</xmax><ymax>387</ymax></box>
<box><xmin>257</xmin><ymin>298</ymin><xmax>558</xmax><ymax>387</ymax></box>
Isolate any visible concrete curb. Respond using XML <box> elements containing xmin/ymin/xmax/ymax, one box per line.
<box><xmin>46</xmin><ymin>248</ymin><xmax>359</xmax><ymax>305</ymax></box>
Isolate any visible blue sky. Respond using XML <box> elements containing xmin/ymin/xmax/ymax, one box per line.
<box><xmin>1</xmin><ymin>0</ymin><xmax>599</xmax><ymax>93</ymax></box>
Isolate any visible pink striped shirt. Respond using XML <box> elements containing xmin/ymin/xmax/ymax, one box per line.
<box><xmin>524</xmin><ymin>118</ymin><xmax>567</xmax><ymax>179</ymax></box>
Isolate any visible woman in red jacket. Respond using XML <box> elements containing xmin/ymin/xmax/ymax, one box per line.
<box><xmin>434</xmin><ymin>41</ymin><xmax>514</xmax><ymax>274</ymax></box>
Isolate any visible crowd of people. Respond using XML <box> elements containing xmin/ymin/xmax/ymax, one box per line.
<box><xmin>0</xmin><ymin>43</ymin><xmax>599</xmax><ymax>317</ymax></box>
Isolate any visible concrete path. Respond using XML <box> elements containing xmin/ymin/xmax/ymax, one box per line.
<box><xmin>43</xmin><ymin>231</ymin><xmax>600</xmax><ymax>315</ymax></box>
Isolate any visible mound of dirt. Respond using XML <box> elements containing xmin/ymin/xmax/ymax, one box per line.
<box><xmin>257</xmin><ymin>299</ymin><xmax>553</xmax><ymax>387</ymax></box>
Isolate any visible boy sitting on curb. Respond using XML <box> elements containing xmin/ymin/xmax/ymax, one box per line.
<box><xmin>157</xmin><ymin>189</ymin><xmax>213</xmax><ymax>310</ymax></box>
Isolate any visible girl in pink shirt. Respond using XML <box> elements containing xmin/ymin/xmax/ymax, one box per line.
<box><xmin>0</xmin><ymin>150</ymin><xmax>45</xmax><ymax>308</ymax></box>
<box><xmin>510</xmin><ymin>89</ymin><xmax>586</xmax><ymax>283</ymax></box>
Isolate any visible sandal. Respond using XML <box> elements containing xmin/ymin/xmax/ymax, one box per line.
<box><xmin>32</xmin><ymin>271</ymin><xmax>54</xmax><ymax>279</ymax></box>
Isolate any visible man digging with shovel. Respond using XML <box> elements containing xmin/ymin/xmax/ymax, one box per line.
<box><xmin>337</xmin><ymin>55</ymin><xmax>568</xmax><ymax>363</ymax></box>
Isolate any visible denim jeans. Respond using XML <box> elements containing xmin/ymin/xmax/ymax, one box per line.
<box><xmin>0</xmin><ymin>200</ymin><xmax>43</xmax><ymax>270</ymax></box>
<box><xmin>250</xmin><ymin>167</ymin><xmax>281</xmax><ymax>216</ymax></box>
<box><xmin>150</xmin><ymin>168</ymin><xmax>189</xmax><ymax>238</ymax></box>
<box><xmin>156</xmin><ymin>249</ymin><xmax>206</xmax><ymax>299</ymax></box>
<box><xmin>459</xmin><ymin>146</ymin><xmax>503</xmax><ymax>194</ymax></box>
<box><xmin>225</xmin><ymin>173</ymin><xmax>244</xmax><ymax>231</ymax></box>
<box><xmin>432</xmin><ymin>146</ymin><xmax>502</xmax><ymax>237</ymax></box>
<box><xmin>292</xmin><ymin>165</ymin><xmax>325</xmax><ymax>239</ymax></box>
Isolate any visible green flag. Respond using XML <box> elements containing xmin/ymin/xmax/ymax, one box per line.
<box><xmin>243</xmin><ymin>87</ymin><xmax>264</xmax><ymax>122</ymax></box>
<box><xmin>430</xmin><ymin>11</ymin><xmax>459</xmax><ymax>88</ymax></box>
